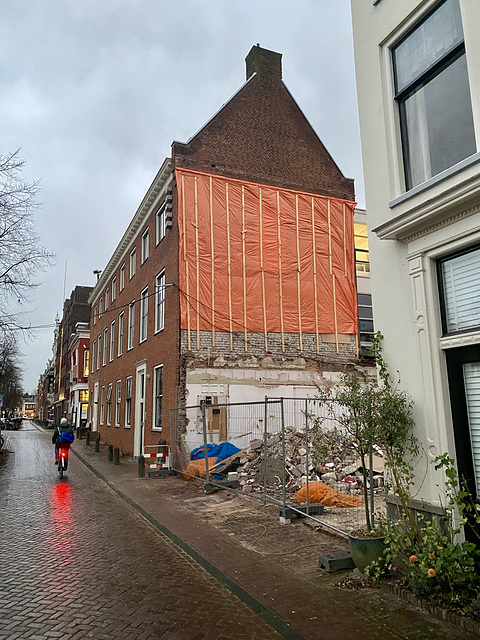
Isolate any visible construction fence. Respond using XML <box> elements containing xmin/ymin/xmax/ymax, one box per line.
<box><xmin>169</xmin><ymin>397</ymin><xmax>385</xmax><ymax>537</ymax></box>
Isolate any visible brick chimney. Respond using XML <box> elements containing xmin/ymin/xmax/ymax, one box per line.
<box><xmin>245</xmin><ymin>44</ymin><xmax>282</xmax><ymax>82</ymax></box>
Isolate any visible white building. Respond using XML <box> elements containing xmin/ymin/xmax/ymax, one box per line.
<box><xmin>351</xmin><ymin>0</ymin><xmax>480</xmax><ymax>519</ymax></box>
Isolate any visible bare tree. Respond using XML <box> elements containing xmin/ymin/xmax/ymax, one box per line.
<box><xmin>0</xmin><ymin>335</ymin><xmax>22</xmax><ymax>416</ymax></box>
<box><xmin>0</xmin><ymin>149</ymin><xmax>53</xmax><ymax>336</ymax></box>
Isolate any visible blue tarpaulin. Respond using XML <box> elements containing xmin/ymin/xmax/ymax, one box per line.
<box><xmin>190</xmin><ymin>442</ymin><xmax>241</xmax><ymax>466</ymax></box>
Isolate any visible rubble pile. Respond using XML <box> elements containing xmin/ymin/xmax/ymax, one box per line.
<box><xmin>228</xmin><ymin>428</ymin><xmax>384</xmax><ymax>497</ymax></box>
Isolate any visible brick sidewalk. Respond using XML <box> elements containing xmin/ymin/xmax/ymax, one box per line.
<box><xmin>70</xmin><ymin>437</ymin><xmax>477</xmax><ymax>640</ymax></box>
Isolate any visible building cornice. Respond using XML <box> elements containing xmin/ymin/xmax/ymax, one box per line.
<box><xmin>89</xmin><ymin>158</ymin><xmax>173</xmax><ymax>305</ymax></box>
<box><xmin>374</xmin><ymin>157</ymin><xmax>480</xmax><ymax>242</ymax></box>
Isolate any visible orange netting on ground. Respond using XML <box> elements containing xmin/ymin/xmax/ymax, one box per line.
<box><xmin>294</xmin><ymin>482</ymin><xmax>363</xmax><ymax>507</ymax></box>
<box><xmin>183</xmin><ymin>457</ymin><xmax>218</xmax><ymax>480</ymax></box>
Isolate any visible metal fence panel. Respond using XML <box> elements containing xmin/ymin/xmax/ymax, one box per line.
<box><xmin>169</xmin><ymin>397</ymin><xmax>384</xmax><ymax>536</ymax></box>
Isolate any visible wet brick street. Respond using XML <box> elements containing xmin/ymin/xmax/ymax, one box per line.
<box><xmin>0</xmin><ymin>425</ymin><xmax>282</xmax><ymax>640</ymax></box>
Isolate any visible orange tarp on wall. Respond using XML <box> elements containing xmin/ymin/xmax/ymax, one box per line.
<box><xmin>176</xmin><ymin>168</ymin><xmax>358</xmax><ymax>345</ymax></box>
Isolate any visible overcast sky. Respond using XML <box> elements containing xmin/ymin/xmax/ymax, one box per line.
<box><xmin>0</xmin><ymin>0</ymin><xmax>364</xmax><ymax>393</ymax></box>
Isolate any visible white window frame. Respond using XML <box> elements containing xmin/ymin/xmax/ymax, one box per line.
<box><xmin>129</xmin><ymin>248</ymin><xmax>136</xmax><ymax>279</ymax></box>
<box><xmin>105</xmin><ymin>289</ymin><xmax>109</xmax><ymax>310</ymax></box>
<box><xmin>156</xmin><ymin>202</ymin><xmax>166</xmax><ymax>245</ymax></box>
<box><xmin>153</xmin><ymin>364</ymin><xmax>163</xmax><ymax>431</ymax></box>
<box><xmin>128</xmin><ymin>301</ymin><xmax>135</xmax><ymax>350</ymax></box>
<box><xmin>97</xmin><ymin>335</ymin><xmax>102</xmax><ymax>370</ymax></box>
<box><xmin>125</xmin><ymin>376</ymin><xmax>132</xmax><ymax>427</ymax></box>
<box><xmin>111</xmin><ymin>276</ymin><xmax>117</xmax><ymax>302</ymax></box>
<box><xmin>84</xmin><ymin>349</ymin><xmax>89</xmax><ymax>378</ymax></box>
<box><xmin>103</xmin><ymin>328</ymin><xmax>108</xmax><ymax>366</ymax></box>
<box><xmin>100</xmin><ymin>385</ymin><xmax>105</xmax><ymax>425</ymax></box>
<box><xmin>140</xmin><ymin>287</ymin><xmax>148</xmax><ymax>343</ymax></box>
<box><xmin>155</xmin><ymin>270</ymin><xmax>165</xmax><ymax>333</ymax></box>
<box><xmin>141</xmin><ymin>229</ymin><xmax>149</xmax><ymax>264</ymax></box>
<box><xmin>99</xmin><ymin>298</ymin><xmax>103</xmax><ymax>318</ymax></box>
<box><xmin>115</xmin><ymin>380</ymin><xmax>121</xmax><ymax>426</ymax></box>
<box><xmin>109</xmin><ymin>320</ymin><xmax>115</xmax><ymax>361</ymax></box>
<box><xmin>106</xmin><ymin>383</ymin><xmax>112</xmax><ymax>426</ymax></box>
<box><xmin>120</xmin><ymin>264</ymin><xmax>125</xmax><ymax>291</ymax></box>
<box><xmin>118</xmin><ymin>311</ymin><xmax>124</xmax><ymax>357</ymax></box>
<box><xmin>91</xmin><ymin>341</ymin><xmax>96</xmax><ymax>373</ymax></box>
<box><xmin>93</xmin><ymin>306</ymin><xmax>97</xmax><ymax>325</ymax></box>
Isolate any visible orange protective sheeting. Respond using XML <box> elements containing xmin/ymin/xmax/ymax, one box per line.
<box><xmin>176</xmin><ymin>168</ymin><xmax>358</xmax><ymax>341</ymax></box>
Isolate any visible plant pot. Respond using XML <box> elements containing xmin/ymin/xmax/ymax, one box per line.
<box><xmin>348</xmin><ymin>532</ymin><xmax>386</xmax><ymax>573</ymax></box>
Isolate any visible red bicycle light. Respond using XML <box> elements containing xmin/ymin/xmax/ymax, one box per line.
<box><xmin>61</xmin><ymin>450</ymin><xmax>67</xmax><ymax>457</ymax></box>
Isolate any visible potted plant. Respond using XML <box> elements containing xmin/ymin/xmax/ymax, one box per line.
<box><xmin>313</xmin><ymin>332</ymin><xmax>418</xmax><ymax>572</ymax></box>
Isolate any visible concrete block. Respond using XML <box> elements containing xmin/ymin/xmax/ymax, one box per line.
<box><xmin>318</xmin><ymin>550</ymin><xmax>355</xmax><ymax>573</ymax></box>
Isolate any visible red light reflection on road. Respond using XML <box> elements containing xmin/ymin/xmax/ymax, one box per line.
<box><xmin>50</xmin><ymin>482</ymin><xmax>74</xmax><ymax>552</ymax></box>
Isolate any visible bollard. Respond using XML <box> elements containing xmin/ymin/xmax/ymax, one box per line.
<box><xmin>108</xmin><ymin>444</ymin><xmax>114</xmax><ymax>461</ymax></box>
<box><xmin>86</xmin><ymin>431</ymin><xmax>91</xmax><ymax>446</ymax></box>
<box><xmin>114</xmin><ymin>447</ymin><xmax>120</xmax><ymax>465</ymax></box>
<box><xmin>95</xmin><ymin>434</ymin><xmax>100</xmax><ymax>452</ymax></box>
<box><xmin>138</xmin><ymin>455</ymin><xmax>145</xmax><ymax>478</ymax></box>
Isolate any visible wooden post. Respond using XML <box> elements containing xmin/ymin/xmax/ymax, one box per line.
<box><xmin>182</xmin><ymin>174</ymin><xmax>191</xmax><ymax>350</ymax></box>
<box><xmin>194</xmin><ymin>176</ymin><xmax>200</xmax><ymax>350</ymax></box>
<box><xmin>114</xmin><ymin>447</ymin><xmax>120</xmax><ymax>465</ymax></box>
<box><xmin>259</xmin><ymin>188</ymin><xmax>268</xmax><ymax>351</ymax></box>
<box><xmin>95</xmin><ymin>434</ymin><xmax>100</xmax><ymax>452</ymax></box>
<box><xmin>295</xmin><ymin>195</ymin><xmax>303</xmax><ymax>352</ymax></box>
<box><xmin>311</xmin><ymin>198</ymin><xmax>320</xmax><ymax>354</ymax></box>
<box><xmin>332</xmin><ymin>273</ymin><xmax>339</xmax><ymax>354</ymax></box>
<box><xmin>210</xmin><ymin>176</ymin><xmax>215</xmax><ymax>347</ymax></box>
<box><xmin>242</xmin><ymin>185</ymin><xmax>248</xmax><ymax>351</ymax></box>
<box><xmin>138</xmin><ymin>455</ymin><xmax>145</xmax><ymax>478</ymax></box>
<box><xmin>226</xmin><ymin>183</ymin><xmax>233</xmax><ymax>351</ymax></box>
<box><xmin>328</xmin><ymin>198</ymin><xmax>333</xmax><ymax>275</ymax></box>
<box><xmin>277</xmin><ymin>191</ymin><xmax>285</xmax><ymax>352</ymax></box>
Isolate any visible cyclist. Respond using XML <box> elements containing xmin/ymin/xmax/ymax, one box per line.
<box><xmin>52</xmin><ymin>418</ymin><xmax>74</xmax><ymax>464</ymax></box>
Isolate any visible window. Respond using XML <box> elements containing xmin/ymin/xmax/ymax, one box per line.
<box><xmin>354</xmin><ymin>223</ymin><xmax>370</xmax><ymax>276</ymax></box>
<box><xmin>91</xmin><ymin>341</ymin><xmax>96</xmax><ymax>373</ymax></box>
<box><xmin>438</xmin><ymin>245</ymin><xmax>480</xmax><ymax>334</ymax></box>
<box><xmin>84</xmin><ymin>350</ymin><xmax>89</xmax><ymax>377</ymax></box>
<box><xmin>120</xmin><ymin>264</ymin><xmax>125</xmax><ymax>291</ymax></box>
<box><xmin>118</xmin><ymin>312</ymin><xmax>124</xmax><ymax>356</ymax></box>
<box><xmin>93</xmin><ymin>306</ymin><xmax>97</xmax><ymax>325</ymax></box>
<box><xmin>112</xmin><ymin>277</ymin><xmax>116</xmax><ymax>302</ymax></box>
<box><xmin>105</xmin><ymin>289</ymin><xmax>109</xmax><ymax>310</ymax></box>
<box><xmin>100</xmin><ymin>385</ymin><xmax>105</xmax><ymax>425</ymax></box>
<box><xmin>79</xmin><ymin>389</ymin><xmax>89</xmax><ymax>402</ymax></box>
<box><xmin>97</xmin><ymin>335</ymin><xmax>102</xmax><ymax>370</ymax></box>
<box><xmin>129</xmin><ymin>249</ymin><xmax>136</xmax><ymax>279</ymax></box>
<box><xmin>141</xmin><ymin>229</ymin><xmax>149</xmax><ymax>264</ymax></box>
<box><xmin>393</xmin><ymin>0</ymin><xmax>476</xmax><ymax>190</ymax></box>
<box><xmin>99</xmin><ymin>298</ymin><xmax>103</xmax><ymax>318</ymax></box>
<box><xmin>156</xmin><ymin>202</ymin><xmax>166</xmax><ymax>245</ymax></box>
<box><xmin>106</xmin><ymin>383</ymin><xmax>112</xmax><ymax>426</ymax></box>
<box><xmin>153</xmin><ymin>365</ymin><xmax>163</xmax><ymax>430</ymax></box>
<box><xmin>115</xmin><ymin>380</ymin><xmax>121</xmax><ymax>426</ymax></box>
<box><xmin>110</xmin><ymin>321</ymin><xmax>115</xmax><ymax>361</ymax></box>
<box><xmin>128</xmin><ymin>302</ymin><xmax>135</xmax><ymax>349</ymax></box>
<box><xmin>125</xmin><ymin>376</ymin><xmax>132</xmax><ymax>427</ymax></box>
<box><xmin>103</xmin><ymin>328</ymin><xmax>108</xmax><ymax>366</ymax></box>
<box><xmin>140</xmin><ymin>287</ymin><xmax>148</xmax><ymax>342</ymax></box>
<box><xmin>155</xmin><ymin>271</ymin><xmax>165</xmax><ymax>333</ymax></box>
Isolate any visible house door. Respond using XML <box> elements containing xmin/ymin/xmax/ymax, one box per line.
<box><xmin>445</xmin><ymin>344</ymin><xmax>480</xmax><ymax>540</ymax></box>
<box><xmin>92</xmin><ymin>381</ymin><xmax>99</xmax><ymax>432</ymax></box>
<box><xmin>134</xmin><ymin>363</ymin><xmax>146</xmax><ymax>457</ymax></box>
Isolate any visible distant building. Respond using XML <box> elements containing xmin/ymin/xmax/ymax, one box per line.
<box><xmin>53</xmin><ymin>286</ymin><xmax>92</xmax><ymax>424</ymax></box>
<box><xmin>88</xmin><ymin>45</ymin><xmax>369</xmax><ymax>457</ymax></box>
<box><xmin>352</xmin><ymin>0</ymin><xmax>480</xmax><ymax>518</ymax></box>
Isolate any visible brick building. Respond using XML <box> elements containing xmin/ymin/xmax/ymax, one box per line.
<box><xmin>54</xmin><ymin>286</ymin><xmax>92</xmax><ymax>424</ymax></box>
<box><xmin>88</xmin><ymin>45</ymin><xmax>364</xmax><ymax>458</ymax></box>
